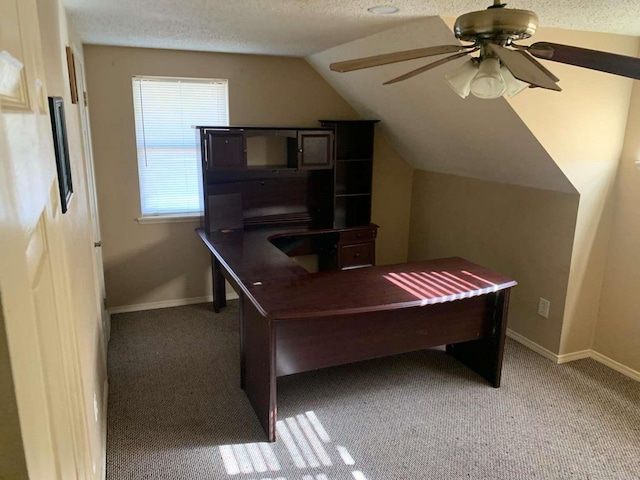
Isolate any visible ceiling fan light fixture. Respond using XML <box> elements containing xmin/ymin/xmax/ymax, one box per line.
<box><xmin>500</xmin><ymin>65</ymin><xmax>529</xmax><ymax>97</ymax></box>
<box><xmin>444</xmin><ymin>59</ymin><xmax>478</xmax><ymax>98</ymax></box>
<box><xmin>470</xmin><ymin>57</ymin><xmax>505</xmax><ymax>99</ymax></box>
<box><xmin>367</xmin><ymin>5</ymin><xmax>399</xmax><ymax>14</ymax></box>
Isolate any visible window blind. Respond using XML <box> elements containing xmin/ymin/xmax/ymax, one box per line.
<box><xmin>132</xmin><ymin>76</ymin><xmax>229</xmax><ymax>216</ymax></box>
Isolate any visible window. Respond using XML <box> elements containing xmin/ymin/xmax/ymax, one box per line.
<box><xmin>132</xmin><ymin>76</ymin><xmax>229</xmax><ymax>217</ymax></box>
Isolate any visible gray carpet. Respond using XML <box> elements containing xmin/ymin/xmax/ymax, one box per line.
<box><xmin>107</xmin><ymin>301</ymin><xmax>640</xmax><ymax>480</ymax></box>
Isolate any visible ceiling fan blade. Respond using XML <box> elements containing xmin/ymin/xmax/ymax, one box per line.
<box><xmin>486</xmin><ymin>43</ymin><xmax>561</xmax><ymax>91</ymax></box>
<box><xmin>330</xmin><ymin>45</ymin><xmax>471</xmax><ymax>73</ymax></box>
<box><xmin>513</xmin><ymin>46</ymin><xmax>560</xmax><ymax>82</ymax></box>
<box><xmin>383</xmin><ymin>51</ymin><xmax>475</xmax><ymax>85</ymax></box>
<box><xmin>527</xmin><ymin>42</ymin><xmax>640</xmax><ymax>80</ymax></box>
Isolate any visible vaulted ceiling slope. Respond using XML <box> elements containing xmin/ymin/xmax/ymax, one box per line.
<box><xmin>64</xmin><ymin>0</ymin><xmax>640</xmax><ymax>56</ymax></box>
<box><xmin>307</xmin><ymin>17</ymin><xmax>577</xmax><ymax>194</ymax></box>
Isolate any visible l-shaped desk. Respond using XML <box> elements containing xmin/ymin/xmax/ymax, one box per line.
<box><xmin>197</xmin><ymin>226</ymin><xmax>517</xmax><ymax>442</ymax></box>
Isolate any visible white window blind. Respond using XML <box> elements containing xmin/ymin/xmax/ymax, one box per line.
<box><xmin>132</xmin><ymin>76</ymin><xmax>229</xmax><ymax>216</ymax></box>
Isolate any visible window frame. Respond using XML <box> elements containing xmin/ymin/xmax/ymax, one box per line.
<box><xmin>131</xmin><ymin>75</ymin><xmax>229</xmax><ymax>221</ymax></box>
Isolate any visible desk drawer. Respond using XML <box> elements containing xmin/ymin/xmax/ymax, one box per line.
<box><xmin>339</xmin><ymin>227</ymin><xmax>377</xmax><ymax>244</ymax></box>
<box><xmin>340</xmin><ymin>242</ymin><xmax>374</xmax><ymax>269</ymax></box>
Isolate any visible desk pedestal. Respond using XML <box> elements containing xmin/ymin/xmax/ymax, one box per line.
<box><xmin>242</xmin><ymin>289</ymin><xmax>510</xmax><ymax>442</ymax></box>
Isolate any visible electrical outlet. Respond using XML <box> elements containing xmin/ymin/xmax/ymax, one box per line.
<box><xmin>538</xmin><ymin>297</ymin><xmax>550</xmax><ymax>318</ymax></box>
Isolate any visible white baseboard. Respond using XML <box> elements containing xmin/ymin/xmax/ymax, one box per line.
<box><xmin>506</xmin><ymin>329</ymin><xmax>559</xmax><ymax>363</ymax></box>
<box><xmin>507</xmin><ymin>328</ymin><xmax>639</xmax><ymax>382</ymax></box>
<box><xmin>556</xmin><ymin>349</ymin><xmax>591</xmax><ymax>364</ymax></box>
<box><xmin>108</xmin><ymin>292</ymin><xmax>239</xmax><ymax>315</ymax></box>
<box><xmin>590</xmin><ymin>350</ymin><xmax>640</xmax><ymax>382</ymax></box>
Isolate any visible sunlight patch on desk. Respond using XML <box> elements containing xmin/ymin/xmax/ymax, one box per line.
<box><xmin>218</xmin><ymin>411</ymin><xmax>368</xmax><ymax>479</ymax></box>
<box><xmin>461</xmin><ymin>270</ymin><xmax>497</xmax><ymax>286</ymax></box>
<box><xmin>384</xmin><ymin>269</ymin><xmax>504</xmax><ymax>303</ymax></box>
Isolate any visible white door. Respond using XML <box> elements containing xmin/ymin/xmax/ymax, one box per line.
<box><xmin>0</xmin><ymin>12</ymin><xmax>81</xmax><ymax>478</ymax></box>
<box><xmin>72</xmin><ymin>50</ymin><xmax>109</xmax><ymax>344</ymax></box>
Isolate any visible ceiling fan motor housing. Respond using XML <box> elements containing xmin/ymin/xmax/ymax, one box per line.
<box><xmin>454</xmin><ymin>8</ymin><xmax>538</xmax><ymax>43</ymax></box>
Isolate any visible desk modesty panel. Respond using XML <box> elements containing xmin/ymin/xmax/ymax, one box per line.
<box><xmin>197</xmin><ymin>227</ymin><xmax>517</xmax><ymax>441</ymax></box>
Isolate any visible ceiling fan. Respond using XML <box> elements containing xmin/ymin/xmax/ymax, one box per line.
<box><xmin>329</xmin><ymin>1</ymin><xmax>640</xmax><ymax>99</ymax></box>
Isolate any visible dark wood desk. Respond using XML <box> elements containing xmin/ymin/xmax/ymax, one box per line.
<box><xmin>197</xmin><ymin>227</ymin><xmax>517</xmax><ymax>441</ymax></box>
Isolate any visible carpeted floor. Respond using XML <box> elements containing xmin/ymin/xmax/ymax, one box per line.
<box><xmin>106</xmin><ymin>301</ymin><xmax>640</xmax><ymax>480</ymax></box>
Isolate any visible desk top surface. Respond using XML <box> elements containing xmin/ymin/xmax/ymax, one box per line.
<box><xmin>197</xmin><ymin>227</ymin><xmax>517</xmax><ymax>320</ymax></box>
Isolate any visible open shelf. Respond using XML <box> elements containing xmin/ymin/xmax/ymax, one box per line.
<box><xmin>335</xmin><ymin>161</ymin><xmax>372</xmax><ymax>196</ymax></box>
<box><xmin>334</xmin><ymin>195</ymin><xmax>371</xmax><ymax>228</ymax></box>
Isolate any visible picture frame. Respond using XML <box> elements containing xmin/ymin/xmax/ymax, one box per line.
<box><xmin>48</xmin><ymin>96</ymin><xmax>73</xmax><ymax>213</ymax></box>
<box><xmin>65</xmin><ymin>46</ymin><xmax>78</xmax><ymax>104</ymax></box>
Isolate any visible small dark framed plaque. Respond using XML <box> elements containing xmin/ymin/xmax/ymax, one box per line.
<box><xmin>48</xmin><ymin>96</ymin><xmax>73</xmax><ymax>213</ymax></box>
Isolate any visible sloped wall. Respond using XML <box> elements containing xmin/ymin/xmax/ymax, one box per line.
<box><xmin>307</xmin><ymin>17</ymin><xmax>575</xmax><ymax>194</ymax></box>
<box><xmin>595</xmin><ymin>68</ymin><xmax>640</xmax><ymax>372</ymax></box>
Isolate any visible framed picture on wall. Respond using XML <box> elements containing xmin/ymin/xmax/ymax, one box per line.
<box><xmin>65</xmin><ymin>46</ymin><xmax>78</xmax><ymax>104</ymax></box>
<box><xmin>48</xmin><ymin>96</ymin><xmax>73</xmax><ymax>213</ymax></box>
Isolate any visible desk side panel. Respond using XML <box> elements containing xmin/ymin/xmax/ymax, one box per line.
<box><xmin>275</xmin><ymin>296</ymin><xmax>490</xmax><ymax>377</ymax></box>
<box><xmin>242</xmin><ymin>296</ymin><xmax>277</xmax><ymax>441</ymax></box>
<box><xmin>447</xmin><ymin>289</ymin><xmax>511</xmax><ymax>387</ymax></box>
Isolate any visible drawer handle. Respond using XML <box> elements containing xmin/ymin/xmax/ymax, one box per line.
<box><xmin>356</xmin><ymin>233</ymin><xmax>362</xmax><ymax>238</ymax></box>
<box><xmin>354</xmin><ymin>253</ymin><xmax>360</xmax><ymax>258</ymax></box>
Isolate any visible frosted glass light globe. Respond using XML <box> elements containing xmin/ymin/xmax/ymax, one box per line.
<box><xmin>470</xmin><ymin>58</ymin><xmax>505</xmax><ymax>99</ymax></box>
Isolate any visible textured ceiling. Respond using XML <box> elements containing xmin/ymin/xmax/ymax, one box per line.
<box><xmin>64</xmin><ymin>0</ymin><xmax>640</xmax><ymax>56</ymax></box>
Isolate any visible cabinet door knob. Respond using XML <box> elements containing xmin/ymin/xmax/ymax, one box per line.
<box><xmin>298</xmin><ymin>149</ymin><xmax>303</xmax><ymax>153</ymax></box>
<box><xmin>354</xmin><ymin>253</ymin><xmax>360</xmax><ymax>258</ymax></box>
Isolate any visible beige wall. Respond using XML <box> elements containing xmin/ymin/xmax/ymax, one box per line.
<box><xmin>505</xmin><ymin>28</ymin><xmax>639</xmax><ymax>355</ymax></box>
<box><xmin>84</xmin><ymin>45</ymin><xmax>412</xmax><ymax>308</ymax></box>
<box><xmin>595</xmin><ymin>64</ymin><xmax>640</xmax><ymax>372</ymax></box>
<box><xmin>372</xmin><ymin>133</ymin><xmax>413</xmax><ymax>265</ymax></box>
<box><xmin>408</xmin><ymin>171</ymin><xmax>579</xmax><ymax>352</ymax></box>
<box><xmin>0</xmin><ymin>0</ymin><xmax>106</xmax><ymax>477</ymax></box>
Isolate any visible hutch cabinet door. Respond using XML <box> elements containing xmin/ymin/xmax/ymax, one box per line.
<box><xmin>297</xmin><ymin>131</ymin><xmax>333</xmax><ymax>170</ymax></box>
<box><xmin>207</xmin><ymin>131</ymin><xmax>246</xmax><ymax>169</ymax></box>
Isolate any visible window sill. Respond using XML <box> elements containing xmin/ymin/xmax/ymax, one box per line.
<box><xmin>136</xmin><ymin>213</ymin><xmax>204</xmax><ymax>225</ymax></box>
